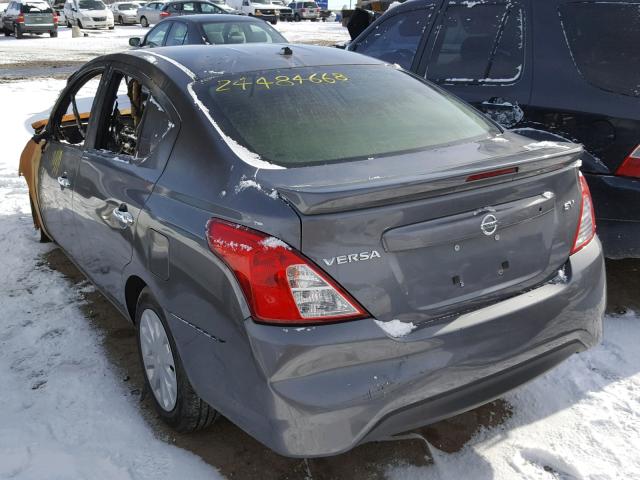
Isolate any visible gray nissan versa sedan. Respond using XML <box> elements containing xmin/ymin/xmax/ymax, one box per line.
<box><xmin>25</xmin><ymin>44</ymin><xmax>605</xmax><ymax>457</ymax></box>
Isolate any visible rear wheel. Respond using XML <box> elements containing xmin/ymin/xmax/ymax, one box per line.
<box><xmin>14</xmin><ymin>24</ymin><xmax>23</xmax><ymax>38</ymax></box>
<box><xmin>136</xmin><ymin>288</ymin><xmax>217</xmax><ymax>432</ymax></box>
<box><xmin>294</xmin><ymin>13</ymin><xmax>300</xmax><ymax>21</ymax></box>
<box><xmin>3</xmin><ymin>28</ymin><xmax>10</xmax><ymax>36</ymax></box>
<box><xmin>118</xmin><ymin>15</ymin><xmax>123</xmax><ymax>24</ymax></box>
<box><xmin>77</xmin><ymin>20</ymin><xmax>83</xmax><ymax>28</ymax></box>
<box><xmin>140</xmin><ymin>16</ymin><xmax>148</xmax><ymax>27</ymax></box>
<box><xmin>50</xmin><ymin>30</ymin><xmax>57</xmax><ymax>37</ymax></box>
<box><xmin>270</xmin><ymin>18</ymin><xmax>277</xmax><ymax>24</ymax></box>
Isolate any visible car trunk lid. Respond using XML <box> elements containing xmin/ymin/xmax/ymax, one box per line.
<box><xmin>261</xmin><ymin>134</ymin><xmax>585</xmax><ymax>323</ymax></box>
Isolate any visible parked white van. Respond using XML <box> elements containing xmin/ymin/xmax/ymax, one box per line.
<box><xmin>225</xmin><ymin>0</ymin><xmax>290</xmax><ymax>24</ymax></box>
<box><xmin>63</xmin><ymin>0</ymin><xmax>114</xmax><ymax>29</ymax></box>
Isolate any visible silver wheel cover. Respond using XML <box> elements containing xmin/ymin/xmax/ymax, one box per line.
<box><xmin>140</xmin><ymin>309</ymin><xmax>177</xmax><ymax>412</ymax></box>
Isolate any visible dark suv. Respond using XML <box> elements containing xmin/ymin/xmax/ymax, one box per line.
<box><xmin>349</xmin><ymin>0</ymin><xmax>640</xmax><ymax>258</ymax></box>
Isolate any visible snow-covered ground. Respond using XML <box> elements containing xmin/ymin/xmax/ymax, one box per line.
<box><xmin>0</xmin><ymin>24</ymin><xmax>639</xmax><ymax>480</ymax></box>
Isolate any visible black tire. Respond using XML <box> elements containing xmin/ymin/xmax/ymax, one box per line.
<box><xmin>270</xmin><ymin>18</ymin><xmax>277</xmax><ymax>24</ymax></box>
<box><xmin>3</xmin><ymin>28</ymin><xmax>10</xmax><ymax>36</ymax></box>
<box><xmin>77</xmin><ymin>20</ymin><xmax>83</xmax><ymax>28</ymax></box>
<box><xmin>140</xmin><ymin>16</ymin><xmax>148</xmax><ymax>27</ymax></box>
<box><xmin>136</xmin><ymin>288</ymin><xmax>218</xmax><ymax>432</ymax></box>
<box><xmin>294</xmin><ymin>13</ymin><xmax>300</xmax><ymax>21</ymax></box>
<box><xmin>109</xmin><ymin>25</ymin><xmax>114</xmax><ymax>29</ymax></box>
<box><xmin>50</xmin><ymin>30</ymin><xmax>57</xmax><ymax>37</ymax></box>
<box><xmin>14</xmin><ymin>24</ymin><xmax>23</xmax><ymax>38</ymax></box>
<box><xmin>66</xmin><ymin>19</ymin><xmax>72</xmax><ymax>27</ymax></box>
<box><xmin>118</xmin><ymin>15</ymin><xmax>123</xmax><ymax>24</ymax></box>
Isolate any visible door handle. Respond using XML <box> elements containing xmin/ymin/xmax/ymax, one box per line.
<box><xmin>57</xmin><ymin>174</ymin><xmax>71</xmax><ymax>189</ymax></box>
<box><xmin>112</xmin><ymin>204</ymin><xmax>134</xmax><ymax>226</ymax></box>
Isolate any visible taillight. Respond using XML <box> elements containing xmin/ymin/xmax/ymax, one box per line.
<box><xmin>53</xmin><ymin>12</ymin><xmax>59</xmax><ymax>23</ymax></box>
<box><xmin>615</xmin><ymin>145</ymin><xmax>640</xmax><ymax>178</ymax></box>
<box><xmin>17</xmin><ymin>14</ymin><xmax>25</xmax><ymax>23</ymax></box>
<box><xmin>206</xmin><ymin>219</ymin><xmax>368</xmax><ymax>325</ymax></box>
<box><xmin>570</xmin><ymin>172</ymin><xmax>596</xmax><ymax>255</ymax></box>
<box><xmin>301</xmin><ymin>8</ymin><xmax>306</xmax><ymax>12</ymax></box>
<box><xmin>159</xmin><ymin>10</ymin><xmax>170</xmax><ymax>17</ymax></box>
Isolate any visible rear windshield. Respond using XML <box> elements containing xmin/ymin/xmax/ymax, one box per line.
<box><xmin>560</xmin><ymin>2</ymin><xmax>640</xmax><ymax>97</ymax></box>
<box><xmin>303</xmin><ymin>2</ymin><xmax>317</xmax><ymax>7</ymax></box>
<box><xmin>118</xmin><ymin>3</ymin><xmax>137</xmax><ymax>9</ymax></box>
<box><xmin>79</xmin><ymin>0</ymin><xmax>106</xmax><ymax>9</ymax></box>
<box><xmin>22</xmin><ymin>2</ymin><xmax>53</xmax><ymax>12</ymax></box>
<box><xmin>202</xmin><ymin>21</ymin><xmax>287</xmax><ymax>44</ymax></box>
<box><xmin>197</xmin><ymin>65</ymin><xmax>497</xmax><ymax>167</ymax></box>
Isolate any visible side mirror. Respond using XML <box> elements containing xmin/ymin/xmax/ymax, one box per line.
<box><xmin>243</xmin><ymin>0</ymin><xmax>250</xmax><ymax>5</ymax></box>
<box><xmin>72</xmin><ymin>7</ymin><xmax>77</xmax><ymax>11</ymax></box>
<box><xmin>129</xmin><ymin>37</ymin><xmax>141</xmax><ymax>47</ymax></box>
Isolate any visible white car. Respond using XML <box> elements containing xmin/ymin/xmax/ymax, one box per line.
<box><xmin>63</xmin><ymin>0</ymin><xmax>114</xmax><ymax>29</ymax></box>
<box><xmin>110</xmin><ymin>1</ymin><xmax>139</xmax><ymax>24</ymax></box>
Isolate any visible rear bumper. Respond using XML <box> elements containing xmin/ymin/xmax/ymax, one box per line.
<box><xmin>175</xmin><ymin>238</ymin><xmax>605</xmax><ymax>457</ymax></box>
<box><xmin>21</xmin><ymin>24</ymin><xmax>56</xmax><ymax>32</ymax></box>
<box><xmin>585</xmin><ymin>173</ymin><xmax>640</xmax><ymax>258</ymax></box>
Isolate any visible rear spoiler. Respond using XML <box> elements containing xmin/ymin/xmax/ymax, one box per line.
<box><xmin>277</xmin><ymin>146</ymin><xmax>583</xmax><ymax>215</ymax></box>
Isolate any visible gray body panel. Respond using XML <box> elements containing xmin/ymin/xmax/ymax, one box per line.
<box><xmin>35</xmin><ymin>45</ymin><xmax>606</xmax><ymax>458</ymax></box>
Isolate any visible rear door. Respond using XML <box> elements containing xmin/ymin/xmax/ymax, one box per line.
<box><xmin>349</xmin><ymin>3</ymin><xmax>439</xmax><ymax>72</ymax></box>
<box><xmin>72</xmin><ymin>65</ymin><xmax>179</xmax><ymax>302</ymax></box>
<box><xmin>38</xmin><ymin>68</ymin><xmax>105</xmax><ymax>259</ymax></box>
<box><xmin>420</xmin><ymin>0</ymin><xmax>532</xmax><ymax>127</ymax></box>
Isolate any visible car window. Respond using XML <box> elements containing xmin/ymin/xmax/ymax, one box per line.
<box><xmin>145</xmin><ymin>21</ymin><xmax>171</xmax><ymax>46</ymax></box>
<box><xmin>22</xmin><ymin>2</ymin><xmax>53</xmax><ymax>13</ymax></box>
<box><xmin>303</xmin><ymin>2</ymin><xmax>315</xmax><ymax>7</ymax></box>
<box><xmin>353</xmin><ymin>8</ymin><xmax>432</xmax><ymax>70</ymax></box>
<box><xmin>54</xmin><ymin>71</ymin><xmax>104</xmax><ymax>146</ymax></box>
<box><xmin>197</xmin><ymin>65</ymin><xmax>497</xmax><ymax>167</ymax></box>
<box><xmin>168</xmin><ymin>2</ymin><xmax>181</xmax><ymax>11</ymax></box>
<box><xmin>426</xmin><ymin>1</ymin><xmax>524</xmax><ymax>85</ymax></box>
<box><xmin>165</xmin><ymin>21</ymin><xmax>187</xmax><ymax>45</ymax></box>
<box><xmin>182</xmin><ymin>1</ymin><xmax>195</xmax><ymax>11</ymax></box>
<box><xmin>199</xmin><ymin>2</ymin><xmax>217</xmax><ymax>12</ymax></box>
<box><xmin>560</xmin><ymin>2</ymin><xmax>640</xmax><ymax>97</ymax></box>
<box><xmin>118</xmin><ymin>3</ymin><xmax>136</xmax><ymax>9</ymax></box>
<box><xmin>202</xmin><ymin>21</ymin><xmax>286</xmax><ymax>44</ymax></box>
<box><xmin>78</xmin><ymin>0</ymin><xmax>105</xmax><ymax>8</ymax></box>
<box><xmin>97</xmin><ymin>73</ymin><xmax>175</xmax><ymax>162</ymax></box>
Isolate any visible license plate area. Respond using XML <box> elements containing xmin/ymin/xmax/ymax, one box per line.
<box><xmin>382</xmin><ymin>192</ymin><xmax>557</xmax><ymax>312</ymax></box>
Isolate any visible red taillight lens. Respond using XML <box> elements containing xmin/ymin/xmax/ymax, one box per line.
<box><xmin>206</xmin><ymin>219</ymin><xmax>368</xmax><ymax>325</ymax></box>
<box><xmin>615</xmin><ymin>145</ymin><xmax>640</xmax><ymax>178</ymax></box>
<box><xmin>53</xmin><ymin>13</ymin><xmax>59</xmax><ymax>23</ymax></box>
<box><xmin>17</xmin><ymin>14</ymin><xmax>25</xmax><ymax>23</ymax></box>
<box><xmin>570</xmin><ymin>172</ymin><xmax>596</xmax><ymax>255</ymax></box>
<box><xmin>466</xmin><ymin>167</ymin><xmax>518</xmax><ymax>182</ymax></box>
<box><xmin>159</xmin><ymin>11</ymin><xmax>170</xmax><ymax>17</ymax></box>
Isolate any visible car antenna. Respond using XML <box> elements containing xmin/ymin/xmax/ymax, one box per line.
<box><xmin>280</xmin><ymin>46</ymin><xmax>293</xmax><ymax>56</ymax></box>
